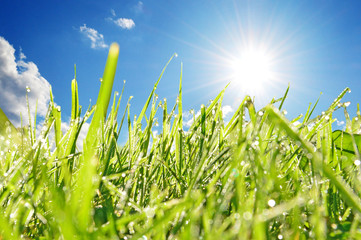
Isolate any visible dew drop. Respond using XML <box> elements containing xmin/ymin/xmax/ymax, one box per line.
<box><xmin>344</xmin><ymin>102</ymin><xmax>351</xmax><ymax>107</ymax></box>
<box><xmin>99</xmin><ymin>78</ymin><xmax>103</xmax><ymax>82</ymax></box>
<box><xmin>268</xmin><ymin>199</ymin><xmax>276</xmax><ymax>207</ymax></box>
<box><xmin>354</xmin><ymin>160</ymin><xmax>361</xmax><ymax>166</ymax></box>
<box><xmin>278</xmin><ymin>235</ymin><xmax>283</xmax><ymax>239</ymax></box>
<box><xmin>243</xmin><ymin>211</ymin><xmax>252</xmax><ymax>220</ymax></box>
<box><xmin>331</xmin><ymin>223</ymin><xmax>337</xmax><ymax>229</ymax></box>
<box><xmin>174</xmin><ymin>53</ymin><xmax>178</xmax><ymax>58</ymax></box>
<box><xmin>26</xmin><ymin>86</ymin><xmax>31</xmax><ymax>92</ymax></box>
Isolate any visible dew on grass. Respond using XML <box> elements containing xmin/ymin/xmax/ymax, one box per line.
<box><xmin>56</xmin><ymin>106</ymin><xmax>61</xmax><ymax>112</ymax></box>
<box><xmin>268</xmin><ymin>199</ymin><xmax>276</xmax><ymax>207</ymax></box>
<box><xmin>344</xmin><ymin>102</ymin><xmax>351</xmax><ymax>107</ymax></box>
<box><xmin>354</xmin><ymin>160</ymin><xmax>361</xmax><ymax>166</ymax></box>
<box><xmin>26</xmin><ymin>86</ymin><xmax>31</xmax><ymax>92</ymax></box>
<box><xmin>243</xmin><ymin>211</ymin><xmax>252</xmax><ymax>220</ymax></box>
<box><xmin>99</xmin><ymin>78</ymin><xmax>103</xmax><ymax>82</ymax></box>
<box><xmin>258</xmin><ymin>111</ymin><xmax>264</xmax><ymax>116</ymax></box>
<box><xmin>278</xmin><ymin>234</ymin><xmax>283</xmax><ymax>239</ymax></box>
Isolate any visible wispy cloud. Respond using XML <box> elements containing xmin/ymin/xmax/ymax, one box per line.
<box><xmin>134</xmin><ymin>1</ymin><xmax>144</xmax><ymax>14</ymax></box>
<box><xmin>110</xmin><ymin>9</ymin><xmax>116</xmax><ymax>17</ymax></box>
<box><xmin>0</xmin><ymin>36</ymin><xmax>51</xmax><ymax>126</ymax></box>
<box><xmin>79</xmin><ymin>24</ymin><xmax>108</xmax><ymax>49</ymax></box>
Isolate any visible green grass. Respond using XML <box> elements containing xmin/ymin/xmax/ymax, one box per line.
<box><xmin>1</xmin><ymin>43</ymin><xmax>361</xmax><ymax>239</ymax></box>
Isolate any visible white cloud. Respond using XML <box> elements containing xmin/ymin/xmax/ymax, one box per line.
<box><xmin>47</xmin><ymin>119</ymin><xmax>90</xmax><ymax>151</ymax></box>
<box><xmin>184</xmin><ymin>110</ymin><xmax>201</xmax><ymax>128</ymax></box>
<box><xmin>79</xmin><ymin>24</ymin><xmax>108</xmax><ymax>49</ymax></box>
<box><xmin>336</xmin><ymin>120</ymin><xmax>345</xmax><ymax>127</ymax></box>
<box><xmin>107</xmin><ymin>9</ymin><xmax>135</xmax><ymax>30</ymax></box>
<box><xmin>0</xmin><ymin>36</ymin><xmax>51</xmax><ymax>126</ymax></box>
<box><xmin>113</xmin><ymin>18</ymin><xmax>135</xmax><ymax>30</ymax></box>
<box><xmin>77</xmin><ymin>121</ymin><xmax>90</xmax><ymax>150</ymax></box>
<box><xmin>222</xmin><ymin>105</ymin><xmax>234</xmax><ymax>118</ymax></box>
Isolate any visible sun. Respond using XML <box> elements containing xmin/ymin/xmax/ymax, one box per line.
<box><xmin>230</xmin><ymin>47</ymin><xmax>274</xmax><ymax>93</ymax></box>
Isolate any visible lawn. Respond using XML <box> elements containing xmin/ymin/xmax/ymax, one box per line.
<box><xmin>1</xmin><ymin>43</ymin><xmax>361</xmax><ymax>239</ymax></box>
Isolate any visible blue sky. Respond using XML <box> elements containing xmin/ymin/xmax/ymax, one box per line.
<box><xmin>1</xmin><ymin>0</ymin><xmax>361</xmax><ymax>135</ymax></box>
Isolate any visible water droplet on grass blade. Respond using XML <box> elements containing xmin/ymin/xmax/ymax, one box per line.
<box><xmin>354</xmin><ymin>160</ymin><xmax>361</xmax><ymax>166</ymax></box>
<box><xmin>268</xmin><ymin>199</ymin><xmax>276</xmax><ymax>207</ymax></box>
<box><xmin>344</xmin><ymin>102</ymin><xmax>351</xmax><ymax>107</ymax></box>
<box><xmin>99</xmin><ymin>78</ymin><xmax>103</xmax><ymax>82</ymax></box>
<box><xmin>26</xmin><ymin>86</ymin><xmax>31</xmax><ymax>92</ymax></box>
<box><xmin>243</xmin><ymin>211</ymin><xmax>252</xmax><ymax>220</ymax></box>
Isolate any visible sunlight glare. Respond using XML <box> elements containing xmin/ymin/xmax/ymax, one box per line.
<box><xmin>231</xmin><ymin>48</ymin><xmax>273</xmax><ymax>93</ymax></box>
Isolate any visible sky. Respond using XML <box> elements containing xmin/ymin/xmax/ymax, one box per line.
<box><xmin>1</xmin><ymin>0</ymin><xmax>361</xmax><ymax>140</ymax></box>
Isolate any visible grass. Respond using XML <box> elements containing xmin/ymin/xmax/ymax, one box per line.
<box><xmin>1</xmin><ymin>43</ymin><xmax>361</xmax><ymax>239</ymax></box>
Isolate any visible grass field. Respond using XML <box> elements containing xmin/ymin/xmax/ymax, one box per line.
<box><xmin>1</xmin><ymin>43</ymin><xmax>361</xmax><ymax>239</ymax></box>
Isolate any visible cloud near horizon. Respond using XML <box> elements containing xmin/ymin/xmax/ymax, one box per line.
<box><xmin>0</xmin><ymin>36</ymin><xmax>51</xmax><ymax>126</ymax></box>
<box><xmin>79</xmin><ymin>24</ymin><xmax>108</xmax><ymax>49</ymax></box>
